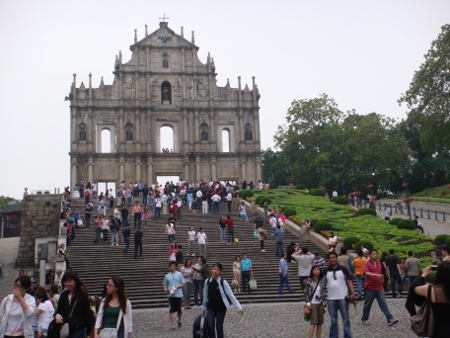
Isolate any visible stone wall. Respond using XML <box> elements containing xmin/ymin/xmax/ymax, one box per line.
<box><xmin>17</xmin><ymin>194</ymin><xmax>61</xmax><ymax>267</ymax></box>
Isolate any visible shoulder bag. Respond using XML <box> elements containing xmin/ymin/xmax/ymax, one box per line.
<box><xmin>411</xmin><ymin>284</ymin><xmax>434</xmax><ymax>337</ymax></box>
<box><xmin>249</xmin><ymin>277</ymin><xmax>257</xmax><ymax>290</ymax></box>
<box><xmin>99</xmin><ymin>308</ymin><xmax>123</xmax><ymax>338</ymax></box>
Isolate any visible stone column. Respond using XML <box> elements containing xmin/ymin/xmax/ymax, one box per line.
<box><xmin>256</xmin><ymin>156</ymin><xmax>262</xmax><ymax>182</ymax></box>
<box><xmin>195</xmin><ymin>156</ymin><xmax>201</xmax><ymax>180</ymax></box>
<box><xmin>135</xmin><ymin>110</ymin><xmax>140</xmax><ymax>152</ymax></box>
<box><xmin>184</xmin><ymin>156</ymin><xmax>190</xmax><ymax>180</ymax></box>
<box><xmin>254</xmin><ymin>109</ymin><xmax>260</xmax><ymax>143</ymax></box>
<box><xmin>119</xmin><ymin>109</ymin><xmax>124</xmax><ymax>149</ymax></box>
<box><xmin>194</xmin><ymin>111</ymin><xmax>199</xmax><ymax>142</ymax></box>
<box><xmin>71</xmin><ymin>157</ymin><xmax>78</xmax><ymax>190</ymax></box>
<box><xmin>240</xmin><ymin>157</ymin><xmax>246</xmax><ymax>182</ymax></box>
<box><xmin>88</xmin><ymin>157</ymin><xmax>94</xmax><ymax>183</ymax></box>
<box><xmin>183</xmin><ymin>110</ymin><xmax>189</xmax><ymax>152</ymax></box>
<box><xmin>147</xmin><ymin>112</ymin><xmax>153</xmax><ymax>152</ymax></box>
<box><xmin>211</xmin><ymin>156</ymin><xmax>217</xmax><ymax>181</ymax></box>
<box><xmin>147</xmin><ymin>159</ymin><xmax>153</xmax><ymax>185</ymax></box>
<box><xmin>135</xmin><ymin>157</ymin><xmax>141</xmax><ymax>181</ymax></box>
<box><xmin>119</xmin><ymin>157</ymin><xmax>125</xmax><ymax>183</ymax></box>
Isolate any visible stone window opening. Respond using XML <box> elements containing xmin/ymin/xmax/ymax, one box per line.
<box><xmin>101</xmin><ymin>128</ymin><xmax>111</xmax><ymax>153</ymax></box>
<box><xmin>162</xmin><ymin>52</ymin><xmax>169</xmax><ymax>68</ymax></box>
<box><xmin>160</xmin><ymin>125</ymin><xmax>174</xmax><ymax>153</ymax></box>
<box><xmin>222</xmin><ymin>128</ymin><xmax>231</xmax><ymax>153</ymax></box>
<box><xmin>245</xmin><ymin>123</ymin><xmax>253</xmax><ymax>141</ymax></box>
<box><xmin>200</xmin><ymin>123</ymin><xmax>209</xmax><ymax>141</ymax></box>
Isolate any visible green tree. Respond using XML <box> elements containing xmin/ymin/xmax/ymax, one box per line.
<box><xmin>0</xmin><ymin>196</ymin><xmax>19</xmax><ymax>209</ymax></box>
<box><xmin>261</xmin><ymin>148</ymin><xmax>290</xmax><ymax>187</ymax></box>
<box><xmin>399</xmin><ymin>24</ymin><xmax>450</xmax><ymax>155</ymax></box>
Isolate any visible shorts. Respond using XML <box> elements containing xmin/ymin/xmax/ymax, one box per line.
<box><xmin>169</xmin><ymin>297</ymin><xmax>182</xmax><ymax>313</ymax></box>
<box><xmin>239</xmin><ymin>213</ymin><xmax>247</xmax><ymax>221</ymax></box>
<box><xmin>310</xmin><ymin>303</ymin><xmax>325</xmax><ymax>325</ymax></box>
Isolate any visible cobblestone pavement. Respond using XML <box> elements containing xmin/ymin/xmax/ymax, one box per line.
<box><xmin>133</xmin><ymin>299</ymin><xmax>415</xmax><ymax>338</ymax></box>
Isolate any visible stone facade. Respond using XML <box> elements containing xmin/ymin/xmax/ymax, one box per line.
<box><xmin>17</xmin><ymin>194</ymin><xmax>60</xmax><ymax>267</ymax></box>
<box><xmin>68</xmin><ymin>22</ymin><xmax>262</xmax><ymax>187</ymax></box>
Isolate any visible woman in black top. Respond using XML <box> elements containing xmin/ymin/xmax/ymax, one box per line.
<box><xmin>54</xmin><ymin>271</ymin><xmax>95</xmax><ymax>338</ymax></box>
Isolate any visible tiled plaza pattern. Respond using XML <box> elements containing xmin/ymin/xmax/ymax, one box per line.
<box><xmin>132</xmin><ymin>299</ymin><xmax>415</xmax><ymax>338</ymax></box>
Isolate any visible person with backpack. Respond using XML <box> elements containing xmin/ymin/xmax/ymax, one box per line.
<box><xmin>202</xmin><ymin>263</ymin><xmax>243</xmax><ymax>338</ymax></box>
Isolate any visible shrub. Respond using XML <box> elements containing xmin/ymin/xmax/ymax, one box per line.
<box><xmin>295</xmin><ymin>184</ymin><xmax>306</xmax><ymax>190</ymax></box>
<box><xmin>360</xmin><ymin>208</ymin><xmax>377</xmax><ymax>216</ymax></box>
<box><xmin>397</xmin><ymin>219</ymin><xmax>416</xmax><ymax>230</ymax></box>
<box><xmin>355</xmin><ymin>240</ymin><xmax>374</xmax><ymax>251</ymax></box>
<box><xmin>255</xmin><ymin>196</ymin><xmax>271</xmax><ymax>207</ymax></box>
<box><xmin>309</xmin><ymin>189</ymin><xmax>325</xmax><ymax>197</ymax></box>
<box><xmin>389</xmin><ymin>218</ymin><xmax>403</xmax><ymax>225</ymax></box>
<box><xmin>232</xmin><ymin>185</ymin><xmax>239</xmax><ymax>190</ymax></box>
<box><xmin>238</xmin><ymin>190</ymin><xmax>254</xmax><ymax>198</ymax></box>
<box><xmin>343</xmin><ymin>236</ymin><xmax>360</xmax><ymax>250</ymax></box>
<box><xmin>283</xmin><ymin>207</ymin><xmax>297</xmax><ymax>217</ymax></box>
<box><xmin>433</xmin><ymin>234</ymin><xmax>450</xmax><ymax>245</ymax></box>
<box><xmin>445</xmin><ymin>237</ymin><xmax>450</xmax><ymax>248</ymax></box>
<box><xmin>331</xmin><ymin>196</ymin><xmax>349</xmax><ymax>205</ymax></box>
<box><xmin>314</xmin><ymin>221</ymin><xmax>332</xmax><ymax>232</ymax></box>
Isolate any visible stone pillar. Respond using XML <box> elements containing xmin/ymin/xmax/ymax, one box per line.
<box><xmin>211</xmin><ymin>156</ymin><xmax>217</xmax><ymax>181</ymax></box>
<box><xmin>147</xmin><ymin>159</ymin><xmax>153</xmax><ymax>185</ymax></box>
<box><xmin>119</xmin><ymin>109</ymin><xmax>124</xmax><ymax>148</ymax></box>
<box><xmin>135</xmin><ymin>157</ymin><xmax>141</xmax><ymax>180</ymax></box>
<box><xmin>195</xmin><ymin>156</ymin><xmax>201</xmax><ymax>180</ymax></box>
<box><xmin>88</xmin><ymin>157</ymin><xmax>94</xmax><ymax>183</ymax></box>
<box><xmin>209</xmin><ymin>111</ymin><xmax>215</xmax><ymax>142</ymax></box>
<box><xmin>256</xmin><ymin>157</ymin><xmax>262</xmax><ymax>183</ymax></box>
<box><xmin>184</xmin><ymin>156</ymin><xmax>190</xmax><ymax>180</ymax></box>
<box><xmin>135</xmin><ymin>110</ymin><xmax>140</xmax><ymax>152</ymax></box>
<box><xmin>183</xmin><ymin>110</ymin><xmax>189</xmax><ymax>152</ymax></box>
<box><xmin>194</xmin><ymin>111</ymin><xmax>199</xmax><ymax>142</ymax></box>
<box><xmin>240</xmin><ymin>157</ymin><xmax>246</xmax><ymax>182</ymax></box>
<box><xmin>88</xmin><ymin>110</ymin><xmax>94</xmax><ymax>152</ymax></box>
<box><xmin>147</xmin><ymin>112</ymin><xmax>153</xmax><ymax>152</ymax></box>
<box><xmin>119</xmin><ymin>157</ymin><xmax>125</xmax><ymax>183</ymax></box>
<box><xmin>254</xmin><ymin>109</ymin><xmax>261</xmax><ymax>143</ymax></box>
<box><xmin>71</xmin><ymin>157</ymin><xmax>78</xmax><ymax>190</ymax></box>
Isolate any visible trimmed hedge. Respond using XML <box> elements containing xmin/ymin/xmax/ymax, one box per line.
<box><xmin>314</xmin><ymin>221</ymin><xmax>332</xmax><ymax>232</ymax></box>
<box><xmin>360</xmin><ymin>208</ymin><xmax>377</xmax><ymax>216</ymax></box>
<box><xmin>389</xmin><ymin>218</ymin><xmax>403</xmax><ymax>225</ymax></box>
<box><xmin>255</xmin><ymin>196</ymin><xmax>271</xmax><ymax>206</ymax></box>
<box><xmin>397</xmin><ymin>219</ymin><xmax>416</xmax><ymax>230</ymax></box>
<box><xmin>309</xmin><ymin>189</ymin><xmax>326</xmax><ymax>197</ymax></box>
<box><xmin>232</xmin><ymin>185</ymin><xmax>239</xmax><ymax>190</ymax></box>
<box><xmin>238</xmin><ymin>190</ymin><xmax>254</xmax><ymax>198</ymax></box>
<box><xmin>343</xmin><ymin>236</ymin><xmax>360</xmax><ymax>250</ymax></box>
<box><xmin>295</xmin><ymin>184</ymin><xmax>306</xmax><ymax>190</ymax></box>
<box><xmin>355</xmin><ymin>240</ymin><xmax>374</xmax><ymax>251</ymax></box>
<box><xmin>434</xmin><ymin>234</ymin><xmax>449</xmax><ymax>245</ymax></box>
<box><xmin>283</xmin><ymin>207</ymin><xmax>297</xmax><ymax>217</ymax></box>
<box><xmin>445</xmin><ymin>237</ymin><xmax>450</xmax><ymax>248</ymax></box>
<box><xmin>330</xmin><ymin>196</ymin><xmax>349</xmax><ymax>205</ymax></box>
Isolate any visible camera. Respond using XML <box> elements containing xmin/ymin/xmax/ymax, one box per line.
<box><xmin>431</xmin><ymin>265</ymin><xmax>437</xmax><ymax>271</ymax></box>
<box><xmin>315</xmin><ymin>295</ymin><xmax>322</xmax><ymax>300</ymax></box>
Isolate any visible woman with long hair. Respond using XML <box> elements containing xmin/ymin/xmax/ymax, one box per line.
<box><xmin>54</xmin><ymin>270</ymin><xmax>95</xmax><ymax>338</ymax></box>
<box><xmin>202</xmin><ymin>263</ymin><xmax>243</xmax><ymax>338</ymax></box>
<box><xmin>181</xmin><ymin>259</ymin><xmax>194</xmax><ymax>309</ymax></box>
<box><xmin>0</xmin><ymin>276</ymin><xmax>37</xmax><ymax>337</ymax></box>
<box><xmin>169</xmin><ymin>242</ymin><xmax>179</xmax><ymax>261</ymax></box>
<box><xmin>407</xmin><ymin>261</ymin><xmax>450</xmax><ymax>337</ymax></box>
<box><xmin>232</xmin><ymin>256</ymin><xmax>242</xmax><ymax>293</ymax></box>
<box><xmin>94</xmin><ymin>276</ymin><xmax>132</xmax><ymax>338</ymax></box>
<box><xmin>304</xmin><ymin>265</ymin><xmax>327</xmax><ymax>338</ymax></box>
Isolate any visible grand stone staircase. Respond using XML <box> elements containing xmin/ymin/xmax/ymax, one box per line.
<box><xmin>67</xmin><ymin>198</ymin><xmax>329</xmax><ymax>309</ymax></box>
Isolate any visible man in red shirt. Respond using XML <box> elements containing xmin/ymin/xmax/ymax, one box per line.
<box><xmin>361</xmin><ymin>249</ymin><xmax>399</xmax><ymax>326</ymax></box>
<box><xmin>224</xmin><ymin>215</ymin><xmax>235</xmax><ymax>245</ymax></box>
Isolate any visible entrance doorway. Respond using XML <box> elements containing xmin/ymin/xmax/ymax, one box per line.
<box><xmin>156</xmin><ymin>176</ymin><xmax>180</xmax><ymax>187</ymax></box>
<box><xmin>98</xmin><ymin>182</ymin><xmax>117</xmax><ymax>196</ymax></box>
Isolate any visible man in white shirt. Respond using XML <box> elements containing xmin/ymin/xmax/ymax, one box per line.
<box><xmin>196</xmin><ymin>227</ymin><xmax>208</xmax><ymax>258</ymax></box>
<box><xmin>291</xmin><ymin>247</ymin><xmax>314</xmax><ymax>292</ymax></box>
<box><xmin>211</xmin><ymin>193</ymin><xmax>221</xmax><ymax>214</ymax></box>
<box><xmin>226</xmin><ymin>191</ymin><xmax>232</xmax><ymax>213</ymax></box>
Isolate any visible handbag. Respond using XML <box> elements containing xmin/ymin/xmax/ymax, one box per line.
<box><xmin>231</xmin><ymin>279</ymin><xmax>239</xmax><ymax>287</ymax></box>
<box><xmin>411</xmin><ymin>284</ymin><xmax>434</xmax><ymax>337</ymax></box>
<box><xmin>253</xmin><ymin>230</ymin><xmax>258</xmax><ymax>239</ymax></box>
<box><xmin>249</xmin><ymin>278</ymin><xmax>257</xmax><ymax>290</ymax></box>
<box><xmin>99</xmin><ymin>308</ymin><xmax>123</xmax><ymax>338</ymax></box>
<box><xmin>60</xmin><ymin>299</ymin><xmax>78</xmax><ymax>338</ymax></box>
<box><xmin>303</xmin><ymin>304</ymin><xmax>311</xmax><ymax>322</ymax></box>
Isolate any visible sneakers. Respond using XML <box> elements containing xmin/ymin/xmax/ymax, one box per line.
<box><xmin>261</xmin><ymin>249</ymin><xmax>266</xmax><ymax>252</ymax></box>
<box><xmin>169</xmin><ymin>326</ymin><xmax>175</xmax><ymax>331</ymax></box>
<box><xmin>177</xmin><ymin>322</ymin><xmax>182</xmax><ymax>328</ymax></box>
<box><xmin>361</xmin><ymin>320</ymin><xmax>370</xmax><ymax>325</ymax></box>
<box><xmin>387</xmin><ymin>318</ymin><xmax>399</xmax><ymax>326</ymax></box>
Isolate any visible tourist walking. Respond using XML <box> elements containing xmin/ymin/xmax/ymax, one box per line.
<box><xmin>193</xmin><ymin>256</ymin><xmax>205</xmax><ymax>308</ymax></box>
<box><xmin>241</xmin><ymin>253</ymin><xmax>253</xmax><ymax>293</ymax></box>
<box><xmin>94</xmin><ymin>276</ymin><xmax>133</xmax><ymax>338</ymax></box>
<box><xmin>405</xmin><ymin>250</ymin><xmax>420</xmax><ymax>286</ymax></box>
<box><xmin>134</xmin><ymin>228</ymin><xmax>143</xmax><ymax>258</ymax></box>
<box><xmin>232</xmin><ymin>256</ymin><xmax>242</xmax><ymax>293</ymax></box>
<box><xmin>361</xmin><ymin>249</ymin><xmax>399</xmax><ymax>326</ymax></box>
<box><xmin>272</xmin><ymin>224</ymin><xmax>285</xmax><ymax>257</ymax></box>
<box><xmin>224</xmin><ymin>215</ymin><xmax>235</xmax><ymax>245</ymax></box>
<box><xmin>305</xmin><ymin>265</ymin><xmax>327</xmax><ymax>338</ymax></box>
<box><xmin>219</xmin><ymin>216</ymin><xmax>227</xmax><ymax>243</ymax></box>
<box><xmin>292</xmin><ymin>247</ymin><xmax>315</xmax><ymax>292</ymax></box>
<box><xmin>202</xmin><ymin>263</ymin><xmax>244</xmax><ymax>338</ymax></box>
<box><xmin>278</xmin><ymin>253</ymin><xmax>293</xmax><ymax>294</ymax></box>
<box><xmin>323</xmin><ymin>251</ymin><xmax>355</xmax><ymax>338</ymax></box>
<box><xmin>352</xmin><ymin>250</ymin><xmax>367</xmax><ymax>301</ymax></box>
<box><xmin>109</xmin><ymin>215</ymin><xmax>119</xmax><ymax>246</ymax></box>
<box><xmin>187</xmin><ymin>226</ymin><xmax>196</xmax><ymax>256</ymax></box>
<box><xmin>132</xmin><ymin>202</ymin><xmax>142</xmax><ymax>229</ymax></box>
<box><xmin>163</xmin><ymin>261</ymin><xmax>185</xmax><ymax>331</ymax></box>
<box><xmin>385</xmin><ymin>249</ymin><xmax>403</xmax><ymax>297</ymax></box>
<box><xmin>196</xmin><ymin>227</ymin><xmax>208</xmax><ymax>258</ymax></box>
<box><xmin>122</xmin><ymin>224</ymin><xmax>131</xmax><ymax>254</ymax></box>
<box><xmin>239</xmin><ymin>202</ymin><xmax>248</xmax><ymax>225</ymax></box>
<box><xmin>181</xmin><ymin>259</ymin><xmax>194</xmax><ymax>309</ymax></box>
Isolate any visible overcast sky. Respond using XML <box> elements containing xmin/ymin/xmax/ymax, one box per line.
<box><xmin>0</xmin><ymin>0</ymin><xmax>449</xmax><ymax>199</ymax></box>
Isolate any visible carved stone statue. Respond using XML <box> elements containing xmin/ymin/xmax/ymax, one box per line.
<box><xmin>126</xmin><ymin>128</ymin><xmax>133</xmax><ymax>141</ymax></box>
<box><xmin>201</xmin><ymin>126</ymin><xmax>208</xmax><ymax>141</ymax></box>
<box><xmin>163</xmin><ymin>58</ymin><xmax>169</xmax><ymax>68</ymax></box>
<box><xmin>79</xmin><ymin>125</ymin><xmax>86</xmax><ymax>141</ymax></box>
<box><xmin>245</xmin><ymin>126</ymin><xmax>253</xmax><ymax>141</ymax></box>
<box><xmin>162</xmin><ymin>86</ymin><xmax>170</xmax><ymax>101</ymax></box>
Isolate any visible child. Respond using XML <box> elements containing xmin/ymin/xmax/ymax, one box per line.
<box><xmin>188</xmin><ymin>226</ymin><xmax>196</xmax><ymax>256</ymax></box>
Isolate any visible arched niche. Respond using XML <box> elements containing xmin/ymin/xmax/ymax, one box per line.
<box><xmin>101</xmin><ymin>128</ymin><xmax>111</xmax><ymax>153</ymax></box>
<box><xmin>244</xmin><ymin>123</ymin><xmax>253</xmax><ymax>141</ymax></box>
<box><xmin>96</xmin><ymin>124</ymin><xmax>116</xmax><ymax>153</ymax></box>
<box><xmin>200</xmin><ymin>123</ymin><xmax>209</xmax><ymax>141</ymax></box>
<box><xmin>160</xmin><ymin>124</ymin><xmax>175</xmax><ymax>153</ymax></box>
<box><xmin>125</xmin><ymin>123</ymin><xmax>134</xmax><ymax>141</ymax></box>
<box><xmin>161</xmin><ymin>81</ymin><xmax>172</xmax><ymax>104</ymax></box>
<box><xmin>162</xmin><ymin>52</ymin><xmax>169</xmax><ymax>68</ymax></box>
<box><xmin>218</xmin><ymin>125</ymin><xmax>235</xmax><ymax>152</ymax></box>
<box><xmin>78</xmin><ymin>123</ymin><xmax>87</xmax><ymax>141</ymax></box>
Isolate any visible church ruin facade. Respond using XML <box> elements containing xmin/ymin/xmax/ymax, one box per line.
<box><xmin>68</xmin><ymin>22</ymin><xmax>262</xmax><ymax>187</ymax></box>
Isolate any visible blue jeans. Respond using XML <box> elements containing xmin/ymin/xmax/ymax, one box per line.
<box><xmin>168</xmin><ymin>234</ymin><xmax>175</xmax><ymax>244</ymax></box>
<box><xmin>94</xmin><ymin>227</ymin><xmax>101</xmax><ymax>243</ymax></box>
<box><xmin>276</xmin><ymin>241</ymin><xmax>283</xmax><ymax>257</ymax></box>
<box><xmin>154</xmin><ymin>207</ymin><xmax>161</xmax><ymax>218</ymax></box>
<box><xmin>213</xmin><ymin>201</ymin><xmax>220</xmax><ymax>214</ymax></box>
<box><xmin>220</xmin><ymin>228</ymin><xmax>226</xmax><ymax>242</ymax></box>
<box><xmin>193</xmin><ymin>279</ymin><xmax>204</xmax><ymax>306</ymax></box>
<box><xmin>124</xmin><ymin>237</ymin><xmax>130</xmax><ymax>254</ymax></box>
<box><xmin>111</xmin><ymin>231</ymin><xmax>118</xmax><ymax>245</ymax></box>
<box><xmin>327</xmin><ymin>299</ymin><xmax>351</xmax><ymax>338</ymax></box>
<box><xmin>356</xmin><ymin>275</ymin><xmax>366</xmax><ymax>299</ymax></box>
<box><xmin>278</xmin><ymin>273</ymin><xmax>292</xmax><ymax>294</ymax></box>
<box><xmin>206</xmin><ymin>308</ymin><xmax>227</xmax><ymax>338</ymax></box>
<box><xmin>362</xmin><ymin>289</ymin><xmax>393</xmax><ymax>321</ymax></box>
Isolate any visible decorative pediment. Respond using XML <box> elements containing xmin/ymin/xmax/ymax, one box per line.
<box><xmin>132</xmin><ymin>22</ymin><xmax>197</xmax><ymax>49</ymax></box>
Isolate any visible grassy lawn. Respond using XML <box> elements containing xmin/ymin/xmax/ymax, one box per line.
<box><xmin>412</xmin><ymin>184</ymin><xmax>450</xmax><ymax>204</ymax></box>
<box><xmin>253</xmin><ymin>190</ymin><xmax>436</xmax><ymax>265</ymax></box>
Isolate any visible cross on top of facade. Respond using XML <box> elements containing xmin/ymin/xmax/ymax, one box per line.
<box><xmin>159</xmin><ymin>14</ymin><xmax>170</xmax><ymax>22</ymax></box>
